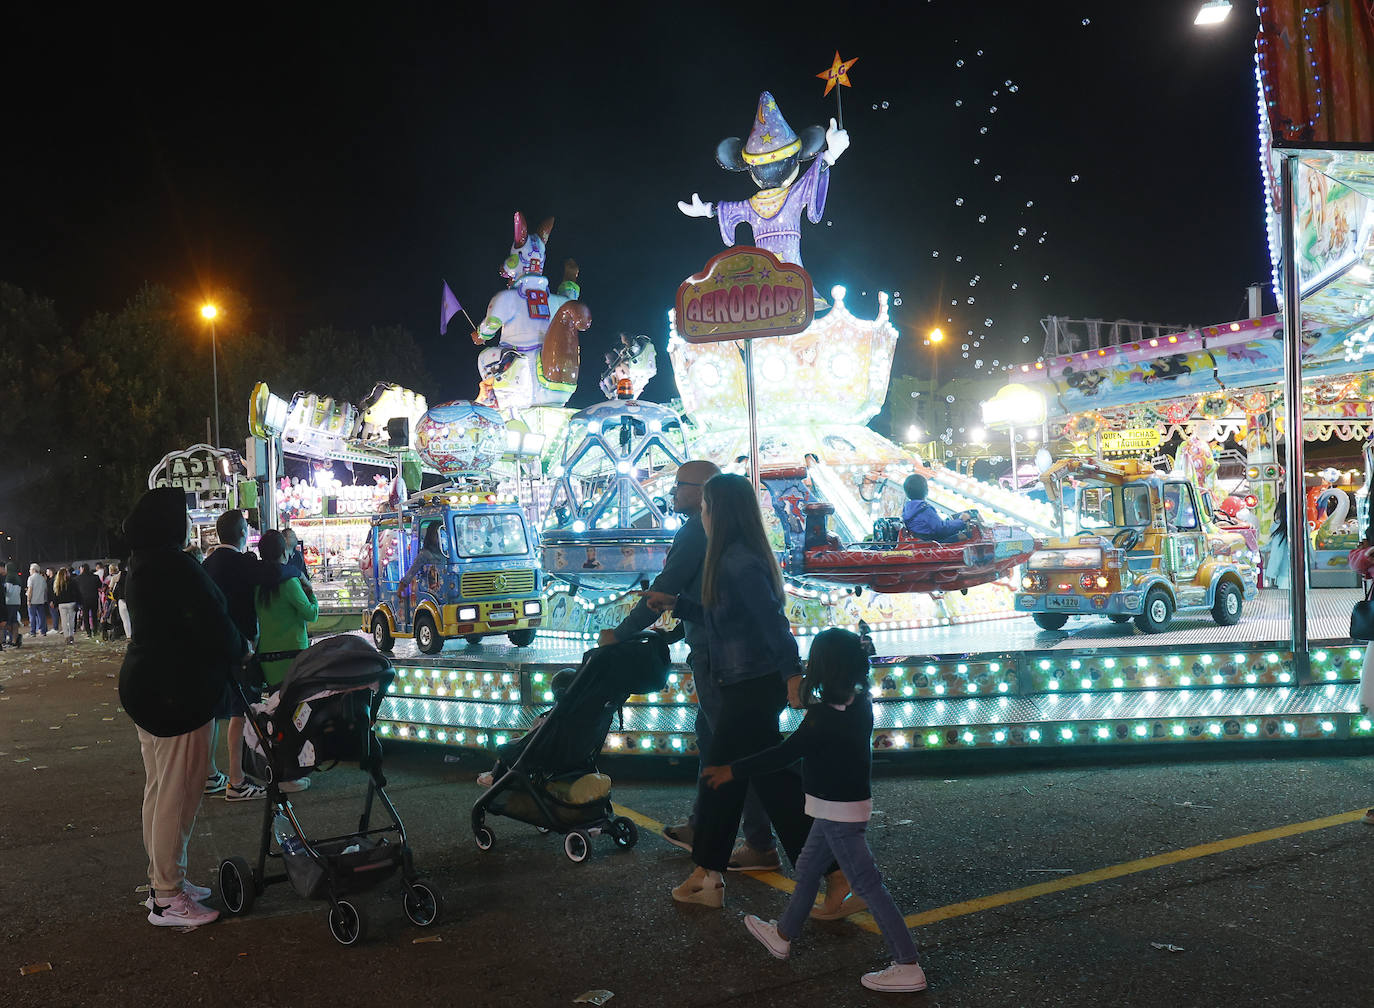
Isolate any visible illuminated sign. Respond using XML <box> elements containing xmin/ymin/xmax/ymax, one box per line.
<box><xmin>148</xmin><ymin>445</ymin><xmax>231</xmax><ymax>493</ymax></box>
<box><xmin>674</xmin><ymin>246</ymin><xmax>813</xmax><ymax>343</ymax></box>
<box><xmin>1101</xmin><ymin>428</ymin><xmax>1162</xmax><ymax>454</ymax></box>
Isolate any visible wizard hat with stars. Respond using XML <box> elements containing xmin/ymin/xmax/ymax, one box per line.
<box><xmin>716</xmin><ymin>91</ymin><xmax>826</xmax><ymax>173</ymax></box>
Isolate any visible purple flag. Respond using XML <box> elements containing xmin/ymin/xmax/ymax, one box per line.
<box><xmin>440</xmin><ymin>281</ymin><xmax>463</xmax><ymax>335</ymax></box>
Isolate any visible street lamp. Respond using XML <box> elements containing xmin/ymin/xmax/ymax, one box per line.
<box><xmin>927</xmin><ymin>328</ymin><xmax>945</xmax><ymax>437</ymax></box>
<box><xmin>201</xmin><ymin>303</ymin><xmax>220</xmax><ymax>447</ymax></box>
<box><xmin>1194</xmin><ymin>1</ymin><xmax>1230</xmax><ymax>25</ymax></box>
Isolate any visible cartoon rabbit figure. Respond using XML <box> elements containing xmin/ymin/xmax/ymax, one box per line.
<box><xmin>472</xmin><ymin>212</ymin><xmax>590</xmax><ymax>413</ymax></box>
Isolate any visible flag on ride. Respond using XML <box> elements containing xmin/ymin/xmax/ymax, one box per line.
<box><xmin>440</xmin><ymin>281</ymin><xmax>462</xmax><ymax>335</ymax></box>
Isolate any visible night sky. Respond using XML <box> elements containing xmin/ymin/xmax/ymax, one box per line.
<box><xmin>5</xmin><ymin>2</ymin><xmax>1269</xmax><ymax>415</ymax></box>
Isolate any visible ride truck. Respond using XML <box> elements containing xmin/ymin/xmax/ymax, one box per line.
<box><xmin>1015</xmin><ymin>458</ymin><xmax>1257</xmax><ymax>633</ymax></box>
<box><xmin>363</xmin><ymin>486</ymin><xmax>542</xmax><ymax>654</ymax></box>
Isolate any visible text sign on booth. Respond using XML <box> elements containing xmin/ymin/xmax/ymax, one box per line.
<box><xmin>674</xmin><ymin>246</ymin><xmax>814</xmax><ymax>344</ymax></box>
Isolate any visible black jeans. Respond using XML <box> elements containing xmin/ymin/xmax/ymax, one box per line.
<box><xmin>692</xmin><ymin>674</ymin><xmax>812</xmax><ymax>872</ymax></box>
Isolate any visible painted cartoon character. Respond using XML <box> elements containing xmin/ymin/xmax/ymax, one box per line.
<box><xmin>677</xmin><ymin>91</ymin><xmax>849</xmax><ymax>269</ymax></box>
<box><xmin>471</xmin><ymin>212</ymin><xmax>591</xmax><ymax>413</ymax></box>
<box><xmin>1061</xmin><ymin>365</ymin><xmax>1106</xmax><ymax>396</ymax></box>
<box><xmin>1145</xmin><ymin>354</ymin><xmax>1192</xmax><ymax>382</ymax></box>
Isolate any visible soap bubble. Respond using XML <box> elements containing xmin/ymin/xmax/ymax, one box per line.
<box><xmin>882</xmin><ymin>101</ymin><xmax>889</xmax><ymax>109</ymax></box>
<box><xmin>1004</xmin><ymin>79</ymin><xmax>1013</xmax><ymax>86</ymax></box>
<box><xmin>962</xmin><ymin>343</ymin><xmax>970</xmax><ymax>350</ymax></box>
<box><xmin>1082</xmin><ymin>18</ymin><xmax>1091</xmax><ymax>26</ymax></box>
<box><xmin>1038</xmin><ymin>236</ymin><xmax>1045</xmax><ymax>243</ymax></box>
<box><xmin>976</xmin><ymin>49</ymin><xmax>983</xmax><ymax>55</ymax></box>
<box><xmin>1011</xmin><ymin>282</ymin><xmax>1019</xmax><ymax>290</ymax></box>
<box><xmin>826</xmin><ymin>221</ymin><xmax>833</xmax><ymax>227</ymax></box>
<box><xmin>931</xmin><ymin>250</ymin><xmax>940</xmax><ymax>257</ymax></box>
<box><xmin>967</xmin><ymin>296</ymin><xmax>975</xmax><ymax>304</ymax></box>
<box><xmin>956</xmin><ymin>59</ymin><xmax>964</xmax><ymax>67</ymax></box>
<box><xmin>979</xmin><ymin>126</ymin><xmax>989</xmax><ymax>134</ymax></box>
<box><xmin>1071</xmin><ymin>174</ymin><xmax>1080</xmax><ymax>182</ymax></box>
<box><xmin>955</xmin><ymin>255</ymin><xmax>963</xmax><ymax>262</ymax></box>
<box><xmin>973</xmin><ymin>158</ymin><xmax>981</xmax><ymax>164</ymax></box>
<box><xmin>975</xmin><ymin>359</ymin><xmax>983</xmax><ymax>368</ymax></box>
<box><xmin>955</xmin><ymin>99</ymin><xmax>963</xmax><ymax>107</ymax></box>
<box><xmin>992</xmin><ymin>360</ymin><xmax>1000</xmax><ymax>367</ymax></box>
<box><xmin>978</xmin><ymin>214</ymin><xmax>987</xmax><ymax>223</ymax></box>
<box><xmin>1018</xmin><ymin>227</ymin><xmax>1027</xmax><ymax>235</ymax></box>
<box><xmin>1013</xmin><ymin>244</ymin><xmax>1020</xmax><ymax>250</ymax></box>
<box><xmin>946</xmin><ymin>395</ymin><xmax>955</xmax><ymax>403</ymax></box>
<box><xmin>955</xmin><ymin>197</ymin><xmax>965</xmax><ymax>206</ymax></box>
<box><xmin>962</xmin><ymin>352</ymin><xmax>970</xmax><ymax>358</ymax></box>
<box><xmin>989</xmin><ymin>106</ymin><xmax>998</xmax><ymax>113</ymax></box>
<box><xmin>1022</xmin><ymin>335</ymin><xmax>1031</xmax><ymax>343</ymax></box>
<box><xmin>893</xmin><ymin>297</ymin><xmax>903</xmax><ymax>305</ymax></box>
<box><xmin>1025</xmin><ymin>200</ymin><xmax>1034</xmax><ymax>207</ymax></box>
<box><xmin>872</xmin><ymin>104</ymin><xmax>878</xmax><ymax>110</ymax></box>
<box><xmin>994</xmin><ymin>174</ymin><xmax>1002</xmax><ymax>181</ymax></box>
<box><xmin>1009</xmin><ymin>85</ymin><xmax>1019</xmax><ymax>93</ymax></box>
<box><xmin>984</xmin><ymin>318</ymin><xmax>993</xmax><ymax>326</ymax></box>
<box><xmin>1042</xmin><ymin>274</ymin><xmax>1050</xmax><ymax>281</ymax></box>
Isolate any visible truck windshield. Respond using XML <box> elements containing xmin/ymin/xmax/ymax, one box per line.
<box><xmin>453</xmin><ymin>513</ymin><xmax>529</xmax><ymax>558</ymax></box>
<box><xmin>1078</xmin><ymin>482</ymin><xmax>1151</xmax><ymax>529</ymax></box>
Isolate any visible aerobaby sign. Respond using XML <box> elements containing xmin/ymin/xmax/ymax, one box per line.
<box><xmin>675</xmin><ymin>246</ymin><xmax>813</xmax><ymax>344</ymax></box>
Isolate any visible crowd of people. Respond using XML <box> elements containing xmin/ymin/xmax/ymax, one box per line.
<box><xmin>0</xmin><ymin>559</ymin><xmax>130</xmax><ymax>648</ymax></box>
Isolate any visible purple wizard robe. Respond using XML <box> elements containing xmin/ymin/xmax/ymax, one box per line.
<box><xmin>715</xmin><ymin>157</ymin><xmax>830</xmax><ymax>268</ymax></box>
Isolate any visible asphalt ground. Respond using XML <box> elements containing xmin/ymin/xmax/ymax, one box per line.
<box><xmin>2</xmin><ymin>630</ymin><xmax>1373</xmax><ymax>1008</ymax></box>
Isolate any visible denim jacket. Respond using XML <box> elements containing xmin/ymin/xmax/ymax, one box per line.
<box><xmin>673</xmin><ymin>542</ymin><xmax>798</xmax><ymax>688</ymax></box>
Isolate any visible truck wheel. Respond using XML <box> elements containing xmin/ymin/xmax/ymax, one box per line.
<box><xmin>1134</xmin><ymin>588</ymin><xmax>1173</xmax><ymax>633</ymax></box>
<box><xmin>464</xmin><ymin>634</ymin><xmax>484</xmax><ymax>645</ymax></box>
<box><xmin>370</xmin><ymin>613</ymin><xmax>394</xmax><ymax>652</ymax></box>
<box><xmin>507</xmin><ymin>629</ymin><xmax>536</xmax><ymax>647</ymax></box>
<box><xmin>1032</xmin><ymin>613</ymin><xmax>1068</xmax><ymax>631</ymax></box>
<box><xmin>415</xmin><ymin>613</ymin><xmax>445</xmax><ymax>655</ymax></box>
<box><xmin>1107</xmin><ymin>614</ymin><xmax>1132</xmax><ymax>624</ymax></box>
<box><xmin>1211</xmin><ymin>580</ymin><xmax>1243</xmax><ymax>626</ymax></box>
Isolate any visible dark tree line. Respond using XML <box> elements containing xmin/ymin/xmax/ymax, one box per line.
<box><xmin>0</xmin><ymin>282</ymin><xmax>435</xmax><ymax>559</ymax></box>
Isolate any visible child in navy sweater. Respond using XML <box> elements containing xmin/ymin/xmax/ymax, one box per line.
<box><xmin>703</xmin><ymin>627</ymin><xmax>927</xmax><ymax>994</ymax></box>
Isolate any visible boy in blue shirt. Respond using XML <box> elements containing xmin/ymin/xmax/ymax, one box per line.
<box><xmin>900</xmin><ymin>474</ymin><xmax>971</xmax><ymax>543</ymax></box>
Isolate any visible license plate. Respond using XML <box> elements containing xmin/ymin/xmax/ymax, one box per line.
<box><xmin>1045</xmin><ymin>595</ymin><xmax>1080</xmax><ymax>611</ymax></box>
<box><xmin>488</xmin><ymin>609</ymin><xmax>514</xmax><ymax>622</ymax></box>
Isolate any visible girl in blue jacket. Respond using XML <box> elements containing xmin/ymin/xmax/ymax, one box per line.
<box><xmin>704</xmin><ymin>628</ymin><xmax>927</xmax><ymax>994</ymax></box>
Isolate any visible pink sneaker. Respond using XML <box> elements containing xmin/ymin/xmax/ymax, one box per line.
<box><xmin>861</xmin><ymin>961</ymin><xmax>928</xmax><ymax>993</ymax></box>
<box><xmin>143</xmin><ymin>881</ymin><xmax>212</xmax><ymax>910</ymax></box>
<box><xmin>744</xmin><ymin>915</ymin><xmax>791</xmax><ymax>959</ymax></box>
<box><xmin>147</xmin><ymin>891</ymin><xmax>219</xmax><ymax>928</ymax></box>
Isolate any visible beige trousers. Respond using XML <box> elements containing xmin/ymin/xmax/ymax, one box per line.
<box><xmin>137</xmin><ymin>721</ymin><xmax>212</xmax><ymax>898</ymax></box>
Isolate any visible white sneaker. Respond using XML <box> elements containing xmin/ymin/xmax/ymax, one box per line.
<box><xmin>147</xmin><ymin>891</ymin><xmax>219</xmax><ymax>928</ymax></box>
<box><xmin>278</xmin><ymin>778</ymin><xmax>311</xmax><ymax>793</ymax></box>
<box><xmin>142</xmin><ymin>881</ymin><xmax>212</xmax><ymax>910</ymax></box>
<box><xmin>745</xmin><ymin>915</ymin><xmax>791</xmax><ymax>960</ymax></box>
<box><xmin>226</xmin><ymin>780</ymin><xmax>267</xmax><ymax>801</ymax></box>
<box><xmin>861</xmin><ymin>961</ymin><xmax>928</xmax><ymax>993</ymax></box>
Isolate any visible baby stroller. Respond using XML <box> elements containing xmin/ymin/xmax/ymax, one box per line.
<box><xmin>98</xmin><ymin>584</ymin><xmax>124</xmax><ymax>642</ymax></box>
<box><xmin>471</xmin><ymin>631</ymin><xmax>671</xmax><ymax>863</ymax></box>
<box><xmin>217</xmin><ymin>635</ymin><xmax>442</xmax><ymax>945</ymax></box>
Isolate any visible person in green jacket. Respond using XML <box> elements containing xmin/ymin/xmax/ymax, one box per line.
<box><xmin>254</xmin><ymin>529</ymin><xmax>319</xmax><ymax>794</ymax></box>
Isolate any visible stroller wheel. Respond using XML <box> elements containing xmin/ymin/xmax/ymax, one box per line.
<box><xmin>218</xmin><ymin>856</ymin><xmax>256</xmax><ymax>915</ymax></box>
<box><xmin>611</xmin><ymin>816</ymin><xmax>639</xmax><ymax>850</ymax></box>
<box><xmin>327</xmin><ymin>898</ymin><xmax>367</xmax><ymax>946</ymax></box>
<box><xmin>564</xmin><ymin>830</ymin><xmax>591</xmax><ymax>863</ymax></box>
<box><xmin>404</xmin><ymin>880</ymin><xmax>443</xmax><ymax>927</ymax></box>
<box><xmin>475</xmin><ymin>826</ymin><xmax>496</xmax><ymax>851</ymax></box>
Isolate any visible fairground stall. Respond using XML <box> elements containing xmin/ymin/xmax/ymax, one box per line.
<box><xmin>374</xmin><ymin>11</ymin><xmax>1374</xmax><ymax>765</ymax></box>
<box><xmin>147</xmin><ymin>444</ymin><xmax>250</xmax><ymax>552</ymax></box>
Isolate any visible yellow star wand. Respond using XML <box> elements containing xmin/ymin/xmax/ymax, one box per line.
<box><xmin>816</xmin><ymin>51</ymin><xmax>858</xmax><ymax>128</ymax></box>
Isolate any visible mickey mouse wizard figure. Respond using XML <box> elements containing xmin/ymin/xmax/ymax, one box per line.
<box><xmin>677</xmin><ymin>91</ymin><xmax>850</xmax><ymax>271</ymax></box>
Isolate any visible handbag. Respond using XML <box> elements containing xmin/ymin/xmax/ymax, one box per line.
<box><xmin>1350</xmin><ymin>580</ymin><xmax>1374</xmax><ymax>642</ymax></box>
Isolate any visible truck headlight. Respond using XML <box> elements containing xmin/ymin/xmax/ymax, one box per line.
<box><xmin>523</xmin><ymin>600</ymin><xmax>542</xmax><ymax>616</ymax></box>
<box><xmin>458</xmin><ymin>606</ymin><xmax>478</xmax><ymax>621</ymax></box>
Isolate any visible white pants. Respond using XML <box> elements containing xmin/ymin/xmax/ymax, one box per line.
<box><xmin>58</xmin><ymin>602</ymin><xmax>77</xmax><ymax>638</ymax></box>
<box><xmin>119</xmin><ymin>599</ymin><xmax>132</xmax><ymax>639</ymax></box>
<box><xmin>138</xmin><ymin>721</ymin><xmax>212</xmax><ymax>897</ymax></box>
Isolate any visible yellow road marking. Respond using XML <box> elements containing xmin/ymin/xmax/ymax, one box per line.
<box><xmin>901</xmin><ymin>807</ymin><xmax>1368</xmax><ymax>929</ymax></box>
<box><xmin>616</xmin><ymin>803</ymin><xmax>1370</xmax><ymax>936</ymax></box>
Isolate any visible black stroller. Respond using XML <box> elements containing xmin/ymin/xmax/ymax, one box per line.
<box><xmin>217</xmin><ymin>635</ymin><xmax>442</xmax><ymax>945</ymax></box>
<box><xmin>471</xmin><ymin>631</ymin><xmax>671</xmax><ymax>863</ymax></box>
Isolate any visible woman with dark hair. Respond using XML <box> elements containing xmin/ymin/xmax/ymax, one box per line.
<box><xmin>646</xmin><ymin>474</ymin><xmax>853</xmax><ymax>911</ymax></box>
<box><xmin>118</xmin><ymin>487</ymin><xmax>248</xmax><ymax>928</ymax></box>
<box><xmin>254</xmin><ymin>529</ymin><xmax>319</xmax><ymax>692</ymax></box>
<box><xmin>1263</xmin><ymin>491</ymin><xmax>1291</xmax><ymax>589</ymax></box>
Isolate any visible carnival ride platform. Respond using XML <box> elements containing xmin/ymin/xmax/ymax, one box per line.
<box><xmin>374</xmin><ymin>587</ymin><xmax>1373</xmax><ymax>760</ymax></box>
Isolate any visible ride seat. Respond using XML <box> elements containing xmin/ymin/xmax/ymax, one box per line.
<box><xmin>804</xmin><ymin>502</ymin><xmax>841</xmax><ymax>550</ymax></box>
<box><xmin>873</xmin><ymin>517</ymin><xmax>904</xmax><ymax>544</ymax></box>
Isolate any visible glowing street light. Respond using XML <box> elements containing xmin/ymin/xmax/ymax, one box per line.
<box><xmin>1194</xmin><ymin>1</ymin><xmax>1230</xmax><ymax>25</ymax></box>
<box><xmin>927</xmin><ymin>328</ymin><xmax>945</xmax><ymax>435</ymax></box>
<box><xmin>201</xmin><ymin>303</ymin><xmax>220</xmax><ymax>447</ymax></box>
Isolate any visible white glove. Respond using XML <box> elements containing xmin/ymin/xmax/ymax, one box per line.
<box><xmin>822</xmin><ymin>117</ymin><xmax>850</xmax><ymax>166</ymax></box>
<box><xmin>677</xmin><ymin>193</ymin><xmax>715</xmax><ymax>218</ymax></box>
